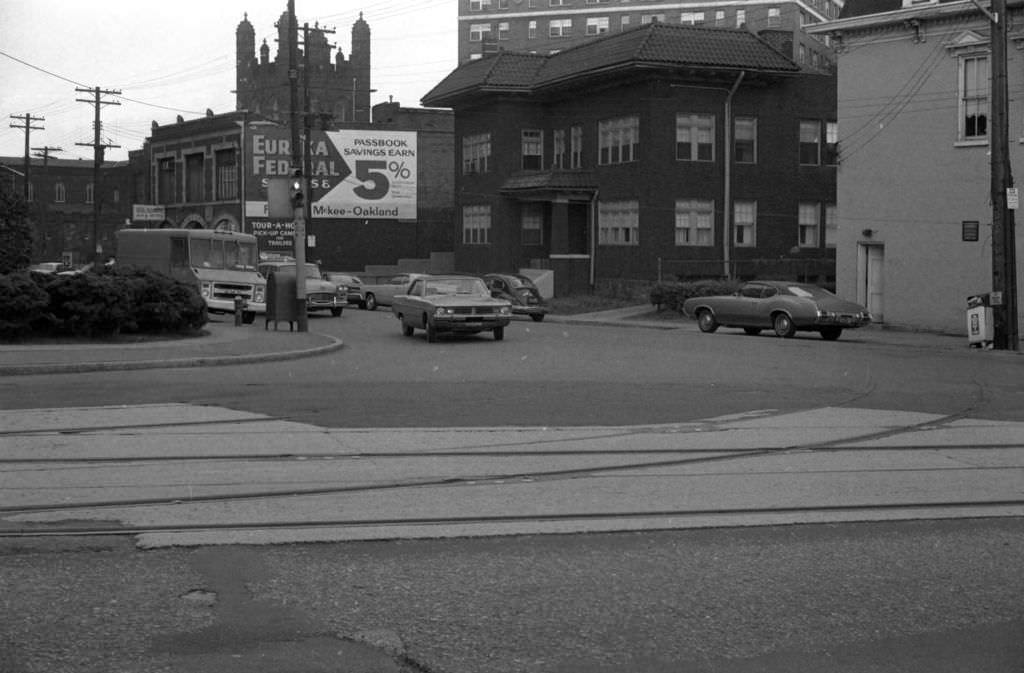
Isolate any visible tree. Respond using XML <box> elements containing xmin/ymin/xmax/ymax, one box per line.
<box><xmin>0</xmin><ymin>188</ymin><xmax>34</xmax><ymax>274</ymax></box>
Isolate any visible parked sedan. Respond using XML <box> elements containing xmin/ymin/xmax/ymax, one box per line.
<box><xmin>392</xmin><ymin>275</ymin><xmax>512</xmax><ymax>342</ymax></box>
<box><xmin>483</xmin><ymin>273</ymin><xmax>549</xmax><ymax>322</ymax></box>
<box><xmin>682</xmin><ymin>280</ymin><xmax>872</xmax><ymax>340</ymax></box>
<box><xmin>323</xmin><ymin>272</ymin><xmax>365</xmax><ymax>308</ymax></box>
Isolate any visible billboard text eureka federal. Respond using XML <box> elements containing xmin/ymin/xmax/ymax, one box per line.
<box><xmin>246</xmin><ymin>128</ymin><xmax>417</xmax><ymax>220</ymax></box>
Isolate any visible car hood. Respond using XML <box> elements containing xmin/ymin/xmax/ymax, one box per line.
<box><xmin>305</xmin><ymin>279</ymin><xmax>338</xmax><ymax>292</ymax></box>
<box><xmin>423</xmin><ymin>294</ymin><xmax>510</xmax><ymax>307</ymax></box>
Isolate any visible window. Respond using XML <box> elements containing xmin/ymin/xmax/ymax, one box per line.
<box><xmin>586</xmin><ymin>17</ymin><xmax>609</xmax><ymax>35</ymax></box>
<box><xmin>680</xmin><ymin>12</ymin><xmax>705</xmax><ymax>24</ymax></box>
<box><xmin>112</xmin><ymin>188</ymin><xmax>119</xmax><ymax>204</ymax></box>
<box><xmin>641</xmin><ymin>14</ymin><xmax>665</xmax><ymax>24</ymax></box>
<box><xmin>825</xmin><ymin>121</ymin><xmax>838</xmax><ymax>165</ymax></box>
<box><xmin>185</xmin><ymin>152</ymin><xmax>204</xmax><ymax>203</ymax></box>
<box><xmin>158</xmin><ymin>157</ymin><xmax>175</xmax><ymax>204</ymax></box>
<box><xmin>522</xmin><ymin>202</ymin><xmax>543</xmax><ymax>245</ymax></box>
<box><xmin>599</xmin><ymin>116</ymin><xmax>639</xmax><ymax>164</ymax></box>
<box><xmin>715</xmin><ymin>10</ymin><xmax>726</xmax><ymax>26</ymax></box>
<box><xmin>621</xmin><ymin>15</ymin><xmax>631</xmax><ymax>30</ymax></box>
<box><xmin>528</xmin><ymin>20</ymin><xmax>537</xmax><ymax>38</ymax></box>
<box><xmin>462</xmin><ymin>133</ymin><xmax>491</xmax><ymax>174</ymax></box>
<box><xmin>825</xmin><ymin>204</ymin><xmax>837</xmax><ymax>248</ymax></box>
<box><xmin>522</xmin><ymin>129</ymin><xmax>543</xmax><ymax>170</ymax></box>
<box><xmin>798</xmin><ymin>202</ymin><xmax>820</xmax><ymax>247</ymax></box>
<box><xmin>550</xmin><ymin>0</ymin><xmax>568</xmax><ymax>5</ymax></box>
<box><xmin>799</xmin><ymin>120</ymin><xmax>821</xmax><ymax>165</ymax></box>
<box><xmin>216</xmin><ymin>148</ymin><xmax>238</xmax><ymax>200</ymax></box>
<box><xmin>469</xmin><ymin>0</ymin><xmax>492</xmax><ymax>10</ymax></box>
<box><xmin>498</xmin><ymin>22</ymin><xmax>510</xmax><ymax>39</ymax></box>
<box><xmin>463</xmin><ymin>204</ymin><xmax>491</xmax><ymax>245</ymax></box>
<box><xmin>570</xmin><ymin>125</ymin><xmax>583</xmax><ymax>168</ymax></box>
<box><xmin>735</xmin><ymin>117</ymin><xmax>757</xmax><ymax>163</ymax></box>
<box><xmin>85</xmin><ymin>182</ymin><xmax>94</xmax><ymax>205</ymax></box>
<box><xmin>54</xmin><ymin>182</ymin><xmax>66</xmax><ymax>203</ymax></box>
<box><xmin>27</xmin><ymin>182</ymin><xmax>34</xmax><ymax>202</ymax></box>
<box><xmin>469</xmin><ymin>23</ymin><xmax>492</xmax><ymax>42</ymax></box>
<box><xmin>768</xmin><ymin>7</ymin><xmax>781</xmax><ymax>26</ymax></box>
<box><xmin>498</xmin><ymin>0</ymin><xmax>509</xmax><ymax>7</ymax></box>
<box><xmin>553</xmin><ymin>129</ymin><xmax>566</xmax><ymax>169</ymax></box>
<box><xmin>736</xmin><ymin>9</ymin><xmax>746</xmax><ymax>27</ymax></box>
<box><xmin>734</xmin><ymin>200</ymin><xmax>756</xmax><ymax>247</ymax></box>
<box><xmin>599</xmin><ymin>200</ymin><xmax>639</xmax><ymax>246</ymax></box>
<box><xmin>960</xmin><ymin>54</ymin><xmax>989</xmax><ymax>141</ymax></box>
<box><xmin>676</xmin><ymin>113</ymin><xmax>715</xmax><ymax>162</ymax></box>
<box><xmin>550</xmin><ymin>19</ymin><xmax>572</xmax><ymax>37</ymax></box>
<box><xmin>675</xmin><ymin>199</ymin><xmax>714</xmax><ymax>246</ymax></box>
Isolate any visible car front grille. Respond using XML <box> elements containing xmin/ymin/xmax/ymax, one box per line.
<box><xmin>212</xmin><ymin>283</ymin><xmax>255</xmax><ymax>301</ymax></box>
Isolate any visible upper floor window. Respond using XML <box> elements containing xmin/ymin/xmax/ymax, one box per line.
<box><xmin>85</xmin><ymin>182</ymin><xmax>94</xmax><ymax>204</ymax></box>
<box><xmin>960</xmin><ymin>54</ymin><xmax>989</xmax><ymax>142</ymax></box>
<box><xmin>768</xmin><ymin>7</ymin><xmax>781</xmax><ymax>26</ymax></box>
<box><xmin>498</xmin><ymin>0</ymin><xmax>510</xmax><ymax>7</ymax></box>
<box><xmin>550</xmin><ymin>0</ymin><xmax>569</xmax><ymax>5</ymax></box>
<box><xmin>676</xmin><ymin>113</ymin><xmax>715</xmax><ymax>162</ymax></box>
<box><xmin>158</xmin><ymin>156</ymin><xmax>175</xmax><ymax>204</ymax></box>
<box><xmin>825</xmin><ymin>204</ymin><xmax>837</xmax><ymax>248</ymax></box>
<box><xmin>550</xmin><ymin>19</ymin><xmax>572</xmax><ymax>37</ymax></box>
<box><xmin>586</xmin><ymin>17</ymin><xmax>609</xmax><ymax>35</ymax></box>
<box><xmin>641</xmin><ymin>14</ymin><xmax>665</xmax><ymax>24</ymax></box>
<box><xmin>498</xmin><ymin>22</ymin><xmax>510</xmax><ymax>39</ymax></box>
<box><xmin>463</xmin><ymin>133</ymin><xmax>492</xmax><ymax>174</ymax></box>
<box><xmin>463</xmin><ymin>204</ymin><xmax>491</xmax><ymax>245</ymax></box>
<box><xmin>799</xmin><ymin>120</ymin><xmax>821</xmax><ymax>165</ymax></box>
<box><xmin>734</xmin><ymin>200</ymin><xmax>757</xmax><ymax>247</ymax></box>
<box><xmin>54</xmin><ymin>181</ymin><xmax>66</xmax><ymax>203</ymax></box>
<box><xmin>216</xmin><ymin>148</ymin><xmax>238</xmax><ymax>200</ymax></box>
<box><xmin>112</xmin><ymin>188</ymin><xmax>120</xmax><ymax>204</ymax></box>
<box><xmin>599</xmin><ymin>200</ymin><xmax>639</xmax><ymax>246</ymax></box>
<box><xmin>681</xmin><ymin>12</ymin><xmax>705</xmax><ymax>25</ymax></box>
<box><xmin>570</xmin><ymin>125</ymin><xmax>583</xmax><ymax>168</ymax></box>
<box><xmin>798</xmin><ymin>202</ymin><xmax>820</xmax><ymax>247</ymax></box>
<box><xmin>599</xmin><ymin>116</ymin><xmax>639</xmax><ymax>165</ymax></box>
<box><xmin>621</xmin><ymin>15</ymin><xmax>631</xmax><ymax>30</ymax></box>
<box><xmin>522</xmin><ymin>129</ymin><xmax>543</xmax><ymax>170</ymax></box>
<box><xmin>715</xmin><ymin>10</ymin><xmax>726</xmax><ymax>26</ymax></box>
<box><xmin>27</xmin><ymin>181</ymin><xmax>34</xmax><ymax>202</ymax></box>
<box><xmin>736</xmin><ymin>9</ymin><xmax>746</xmax><ymax>27</ymax></box>
<box><xmin>553</xmin><ymin>129</ymin><xmax>566</xmax><ymax>169</ymax></box>
<box><xmin>522</xmin><ymin>202</ymin><xmax>544</xmax><ymax>246</ymax></box>
<box><xmin>675</xmin><ymin>199</ymin><xmax>714</xmax><ymax>246</ymax></box>
<box><xmin>735</xmin><ymin>117</ymin><xmax>757</xmax><ymax>164</ymax></box>
<box><xmin>469</xmin><ymin>0</ymin><xmax>492</xmax><ymax>10</ymax></box>
<box><xmin>469</xmin><ymin>23</ymin><xmax>492</xmax><ymax>42</ymax></box>
<box><xmin>528</xmin><ymin>20</ymin><xmax>537</xmax><ymax>39</ymax></box>
<box><xmin>825</xmin><ymin>121</ymin><xmax>839</xmax><ymax>165</ymax></box>
<box><xmin>185</xmin><ymin>152</ymin><xmax>204</xmax><ymax>203</ymax></box>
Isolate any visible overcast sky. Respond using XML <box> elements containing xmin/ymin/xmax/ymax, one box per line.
<box><xmin>0</xmin><ymin>0</ymin><xmax>459</xmax><ymax>163</ymax></box>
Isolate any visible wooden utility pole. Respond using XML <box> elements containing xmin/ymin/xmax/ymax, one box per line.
<box><xmin>9</xmin><ymin>113</ymin><xmax>44</xmax><ymax>200</ymax></box>
<box><xmin>989</xmin><ymin>0</ymin><xmax>1019</xmax><ymax>350</ymax></box>
<box><xmin>75</xmin><ymin>87</ymin><xmax>121</xmax><ymax>266</ymax></box>
<box><xmin>32</xmin><ymin>146</ymin><xmax>63</xmax><ymax>166</ymax></box>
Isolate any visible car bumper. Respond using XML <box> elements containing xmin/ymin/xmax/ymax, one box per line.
<box><xmin>511</xmin><ymin>305</ymin><xmax>548</xmax><ymax>318</ymax></box>
<box><xmin>306</xmin><ymin>295</ymin><xmax>345</xmax><ymax>312</ymax></box>
<box><xmin>812</xmin><ymin>314</ymin><xmax>871</xmax><ymax>329</ymax></box>
<box><xmin>433</xmin><ymin>316</ymin><xmax>511</xmax><ymax>332</ymax></box>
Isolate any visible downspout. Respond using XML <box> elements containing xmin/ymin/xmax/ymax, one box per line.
<box><xmin>589</xmin><ymin>188</ymin><xmax>599</xmax><ymax>289</ymax></box>
<box><xmin>723</xmin><ymin>71</ymin><xmax>745</xmax><ymax>280</ymax></box>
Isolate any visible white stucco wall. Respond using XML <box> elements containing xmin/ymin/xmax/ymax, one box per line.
<box><xmin>835</xmin><ymin>16</ymin><xmax>1024</xmax><ymax>336</ymax></box>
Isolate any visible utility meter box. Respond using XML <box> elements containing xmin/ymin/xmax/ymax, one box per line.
<box><xmin>966</xmin><ymin>294</ymin><xmax>993</xmax><ymax>347</ymax></box>
<box><xmin>266</xmin><ymin>270</ymin><xmax>299</xmax><ymax>330</ymax></box>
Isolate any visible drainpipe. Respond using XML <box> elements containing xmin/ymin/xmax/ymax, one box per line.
<box><xmin>589</xmin><ymin>188</ymin><xmax>599</xmax><ymax>289</ymax></box>
<box><xmin>723</xmin><ymin>71</ymin><xmax>745</xmax><ymax>280</ymax></box>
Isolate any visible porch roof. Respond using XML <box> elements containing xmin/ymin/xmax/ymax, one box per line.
<box><xmin>499</xmin><ymin>170</ymin><xmax>598</xmax><ymax>198</ymax></box>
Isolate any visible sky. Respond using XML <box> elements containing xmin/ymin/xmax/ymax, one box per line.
<box><xmin>0</xmin><ymin>0</ymin><xmax>459</xmax><ymax>163</ymax></box>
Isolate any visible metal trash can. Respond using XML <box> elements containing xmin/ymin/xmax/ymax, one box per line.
<box><xmin>966</xmin><ymin>293</ymin><xmax>993</xmax><ymax>347</ymax></box>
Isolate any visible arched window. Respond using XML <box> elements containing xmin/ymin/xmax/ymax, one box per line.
<box><xmin>27</xmin><ymin>182</ymin><xmax>34</xmax><ymax>202</ymax></box>
<box><xmin>85</xmin><ymin>183</ymin><xmax>94</xmax><ymax>204</ymax></box>
<box><xmin>55</xmin><ymin>182</ymin><xmax>66</xmax><ymax>203</ymax></box>
<box><xmin>112</xmin><ymin>188</ymin><xmax>120</xmax><ymax>203</ymax></box>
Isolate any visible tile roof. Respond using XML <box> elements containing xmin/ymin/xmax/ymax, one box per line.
<box><xmin>499</xmin><ymin>170</ymin><xmax>598</xmax><ymax>194</ymax></box>
<box><xmin>423</xmin><ymin>22</ymin><xmax>799</xmax><ymax>106</ymax></box>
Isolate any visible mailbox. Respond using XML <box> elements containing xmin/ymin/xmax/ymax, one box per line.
<box><xmin>266</xmin><ymin>270</ymin><xmax>299</xmax><ymax>330</ymax></box>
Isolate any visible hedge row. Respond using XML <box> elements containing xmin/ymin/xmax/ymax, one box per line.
<box><xmin>0</xmin><ymin>266</ymin><xmax>207</xmax><ymax>340</ymax></box>
<box><xmin>648</xmin><ymin>279</ymin><xmax>743</xmax><ymax>314</ymax></box>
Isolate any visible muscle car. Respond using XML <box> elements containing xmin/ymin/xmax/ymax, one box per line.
<box><xmin>682</xmin><ymin>280</ymin><xmax>872</xmax><ymax>340</ymax></box>
<box><xmin>392</xmin><ymin>275</ymin><xmax>513</xmax><ymax>342</ymax></box>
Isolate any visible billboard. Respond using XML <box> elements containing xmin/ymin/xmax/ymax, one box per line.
<box><xmin>246</xmin><ymin>127</ymin><xmax>417</xmax><ymax>221</ymax></box>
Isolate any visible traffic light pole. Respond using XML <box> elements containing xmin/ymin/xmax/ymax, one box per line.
<box><xmin>287</xmin><ymin>0</ymin><xmax>308</xmax><ymax>332</ymax></box>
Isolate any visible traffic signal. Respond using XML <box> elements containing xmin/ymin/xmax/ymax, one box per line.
<box><xmin>290</xmin><ymin>171</ymin><xmax>304</xmax><ymax>209</ymax></box>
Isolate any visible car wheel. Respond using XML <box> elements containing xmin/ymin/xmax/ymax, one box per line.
<box><xmin>773</xmin><ymin>312</ymin><xmax>796</xmax><ymax>338</ymax></box>
<box><xmin>365</xmin><ymin>294</ymin><xmax>377</xmax><ymax>311</ymax></box>
<box><xmin>743</xmin><ymin>327</ymin><xmax>761</xmax><ymax>336</ymax></box>
<box><xmin>330</xmin><ymin>307</ymin><xmax>343</xmax><ymax>317</ymax></box>
<box><xmin>426</xmin><ymin>318</ymin><xmax>438</xmax><ymax>343</ymax></box>
<box><xmin>494</xmin><ymin>326</ymin><xmax>505</xmax><ymax>341</ymax></box>
<box><xmin>696</xmin><ymin>309</ymin><xmax>719</xmax><ymax>333</ymax></box>
<box><xmin>820</xmin><ymin>327</ymin><xmax>843</xmax><ymax>341</ymax></box>
<box><xmin>400</xmin><ymin>316</ymin><xmax>414</xmax><ymax>337</ymax></box>
<box><xmin>530</xmin><ymin>314</ymin><xmax>545</xmax><ymax>322</ymax></box>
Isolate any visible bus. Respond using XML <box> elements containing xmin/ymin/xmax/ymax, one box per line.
<box><xmin>115</xmin><ymin>228</ymin><xmax>266</xmax><ymax>323</ymax></box>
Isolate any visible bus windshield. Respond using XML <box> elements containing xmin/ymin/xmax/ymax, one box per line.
<box><xmin>190</xmin><ymin>238</ymin><xmax>259</xmax><ymax>271</ymax></box>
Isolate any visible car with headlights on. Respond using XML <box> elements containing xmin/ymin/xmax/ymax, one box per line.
<box><xmin>682</xmin><ymin>280</ymin><xmax>871</xmax><ymax>340</ymax></box>
<box><xmin>392</xmin><ymin>275</ymin><xmax>512</xmax><ymax>342</ymax></box>
<box><xmin>483</xmin><ymin>273</ymin><xmax>549</xmax><ymax>322</ymax></box>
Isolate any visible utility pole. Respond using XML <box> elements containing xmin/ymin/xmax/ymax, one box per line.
<box><xmin>989</xmin><ymin>0</ymin><xmax>1019</xmax><ymax>350</ymax></box>
<box><xmin>75</xmin><ymin>86</ymin><xmax>121</xmax><ymax>266</ymax></box>
<box><xmin>287</xmin><ymin>0</ymin><xmax>308</xmax><ymax>332</ymax></box>
<box><xmin>32</xmin><ymin>146</ymin><xmax>63</xmax><ymax>166</ymax></box>
<box><xmin>9</xmin><ymin>113</ymin><xmax>44</xmax><ymax>201</ymax></box>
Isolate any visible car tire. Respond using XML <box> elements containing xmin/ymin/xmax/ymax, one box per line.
<box><xmin>401</xmin><ymin>317</ymin><xmax>414</xmax><ymax>337</ymax></box>
<box><xmin>743</xmin><ymin>327</ymin><xmax>761</xmax><ymax>336</ymax></box>
<box><xmin>494</xmin><ymin>326</ymin><xmax>505</xmax><ymax>341</ymax></box>
<box><xmin>530</xmin><ymin>314</ymin><xmax>545</xmax><ymax>322</ymax></box>
<box><xmin>365</xmin><ymin>294</ymin><xmax>377</xmax><ymax>311</ymax></box>
<box><xmin>426</xmin><ymin>317</ymin><xmax>438</xmax><ymax>343</ymax></box>
<box><xmin>330</xmin><ymin>307</ymin><xmax>343</xmax><ymax>317</ymax></box>
<box><xmin>697</xmin><ymin>309</ymin><xmax>719</xmax><ymax>333</ymax></box>
<box><xmin>773</xmin><ymin>313</ymin><xmax>797</xmax><ymax>338</ymax></box>
<box><xmin>820</xmin><ymin>327</ymin><xmax>843</xmax><ymax>341</ymax></box>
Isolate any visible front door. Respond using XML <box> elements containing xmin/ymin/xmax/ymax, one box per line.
<box><xmin>858</xmin><ymin>243</ymin><xmax>884</xmax><ymax>322</ymax></box>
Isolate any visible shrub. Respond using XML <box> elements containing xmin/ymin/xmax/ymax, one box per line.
<box><xmin>649</xmin><ymin>279</ymin><xmax>742</xmax><ymax>313</ymax></box>
<box><xmin>0</xmin><ymin>271</ymin><xmax>50</xmax><ymax>339</ymax></box>
<box><xmin>104</xmin><ymin>265</ymin><xmax>207</xmax><ymax>333</ymax></box>
<box><xmin>0</xmin><ymin>190</ymin><xmax>33</xmax><ymax>274</ymax></box>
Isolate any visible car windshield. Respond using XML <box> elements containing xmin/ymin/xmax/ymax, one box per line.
<box><xmin>508</xmin><ymin>277</ymin><xmax>535</xmax><ymax>289</ymax></box>
<box><xmin>787</xmin><ymin>285</ymin><xmax>834</xmax><ymax>299</ymax></box>
<box><xmin>190</xmin><ymin>239</ymin><xmax>259</xmax><ymax>271</ymax></box>
<box><xmin>425</xmin><ymin>278</ymin><xmax>488</xmax><ymax>296</ymax></box>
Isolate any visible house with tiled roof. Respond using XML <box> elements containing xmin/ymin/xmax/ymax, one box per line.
<box><xmin>807</xmin><ymin>0</ymin><xmax>1024</xmax><ymax>337</ymax></box>
<box><xmin>423</xmin><ymin>21</ymin><xmax>837</xmax><ymax>295</ymax></box>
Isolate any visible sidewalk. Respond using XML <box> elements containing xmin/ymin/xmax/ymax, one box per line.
<box><xmin>0</xmin><ymin>306</ymin><xmax>986</xmax><ymax>376</ymax></box>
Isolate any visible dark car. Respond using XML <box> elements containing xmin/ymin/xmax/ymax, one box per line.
<box><xmin>323</xmin><ymin>272</ymin><xmax>365</xmax><ymax>308</ymax></box>
<box><xmin>682</xmin><ymin>280</ymin><xmax>872</xmax><ymax>340</ymax></box>
<box><xmin>483</xmin><ymin>273</ymin><xmax>549</xmax><ymax>322</ymax></box>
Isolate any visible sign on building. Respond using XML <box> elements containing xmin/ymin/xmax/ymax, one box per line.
<box><xmin>132</xmin><ymin>204</ymin><xmax>166</xmax><ymax>222</ymax></box>
<box><xmin>246</xmin><ymin>128</ymin><xmax>417</xmax><ymax>221</ymax></box>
